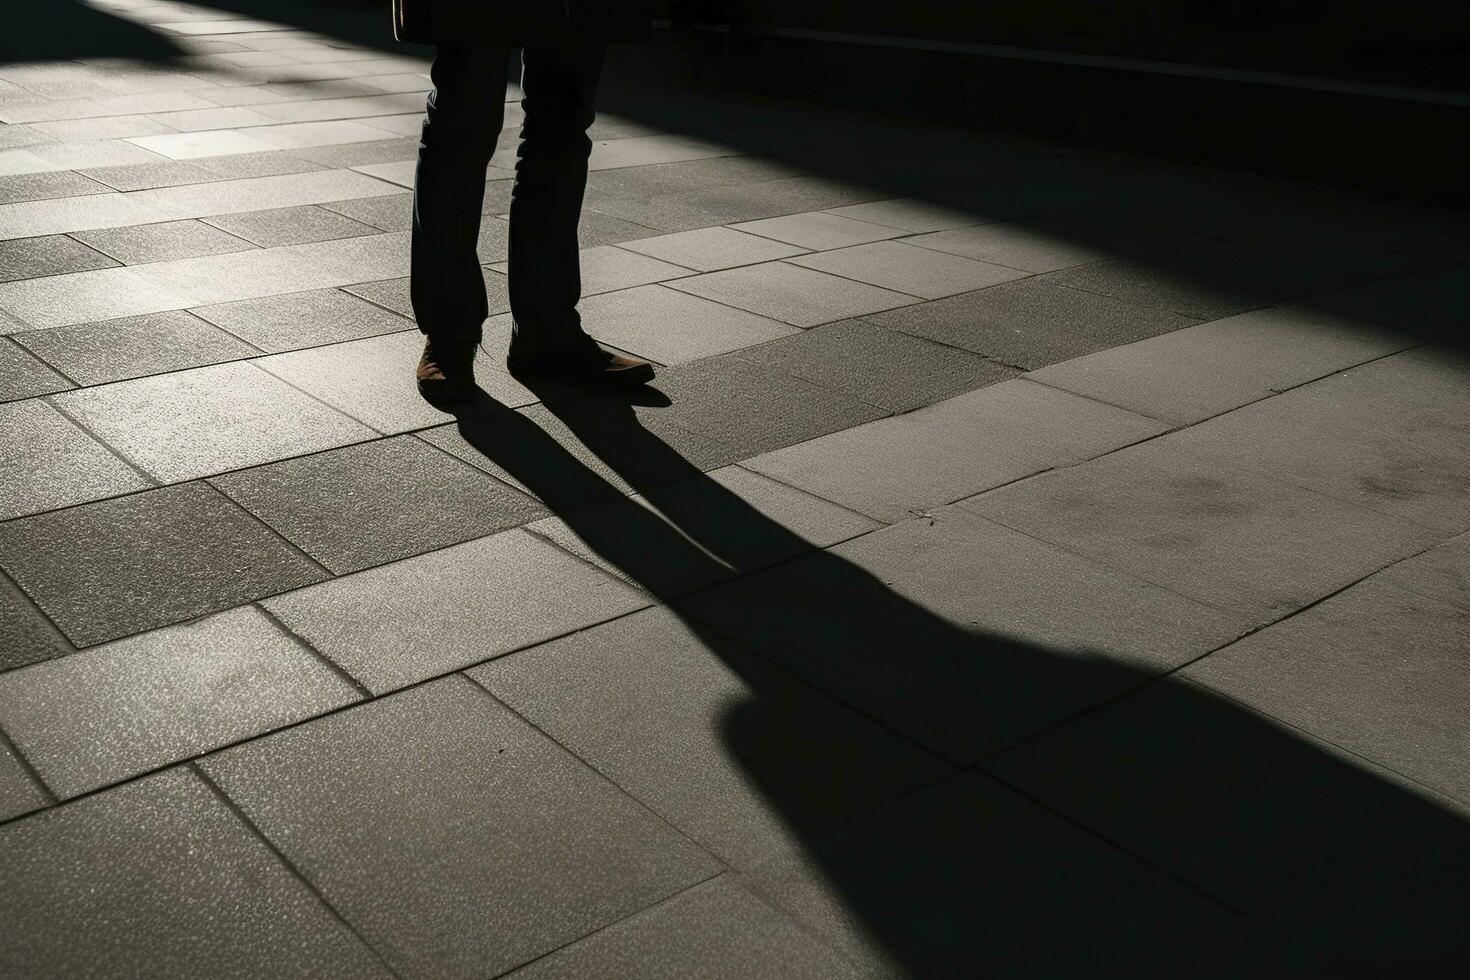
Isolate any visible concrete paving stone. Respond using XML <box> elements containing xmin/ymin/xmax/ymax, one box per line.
<box><xmin>862</xmin><ymin>277</ymin><xmax>1199</xmax><ymax>370</ymax></box>
<box><xmin>964</xmin><ymin>438</ymin><xmax>1439</xmax><ymax>624</ymax></box>
<box><xmin>201</xmin><ymin>204</ymin><xmax>378</xmax><ymax>247</ymax></box>
<box><xmin>0</xmin><ymin>125</ymin><xmax>54</xmax><ymax>151</ymax></box>
<box><xmin>0</xmin><ymin>768</ymin><xmax>395</xmax><ymax>980</ymax></box>
<box><xmin>0</xmin><ymin>570</ymin><xmax>71</xmax><ymax>673</ymax></box>
<box><xmin>0</xmin><ymin>171</ymin><xmax>110</xmax><ymax>205</ymax></box>
<box><xmin>212</xmin><ymin>435</ymin><xmax>548</xmax><ymax>574</ymax></box>
<box><xmin>339</xmin><ymin>276</ymin><xmax>413</xmax><ymax>316</ymax></box>
<box><xmin>417</xmin><ymin>388</ymin><xmax>729</xmax><ymax>510</ymax></box>
<box><xmin>12</xmin><ymin>309</ymin><xmax>259</xmax><ymax>386</ymax></box>
<box><xmin>251</xmin><ymin>92</ymin><xmax>426</xmax><ymax>124</ymax></box>
<box><xmin>503</xmin><ymin>876</ymin><xmax>869</xmax><ymax>980</ymax></box>
<box><xmin>586</xmin><ymin>180</ymin><xmax>853</xmax><ymax>235</ymax></box>
<box><xmin>28</xmin><ymin>114</ymin><xmax>174</xmax><ymax>142</ymax></box>
<box><xmin>192</xmin><ymin>148</ymin><xmax>326</xmax><ymax>179</ymax></box>
<box><xmin>729</xmin><ymin>211</ymin><xmax>904</xmax><ymax>251</ymax></box>
<box><xmin>191</xmin><ymin>286</ymin><xmax>411</xmax><ymax>351</ymax></box>
<box><xmin>0</xmin><ymin>233</ymin><xmax>118</xmax><ymax>282</ymax></box>
<box><xmin>256</xmin><ymin>330</ymin><xmax>482</xmax><ymax>434</ymax></box>
<box><xmin>482</xmin><ymin>177</ymin><xmax>515</xmax><ymax>215</ymax></box>
<box><xmin>0</xmin><ymin>481</ymin><xmax>328</xmax><ymax>647</ymax></box>
<box><xmin>904</xmin><ymin>221</ymin><xmax>1112</xmax><ymax>272</ymax></box>
<box><xmin>51</xmin><ymin>360</ymin><xmax>375</xmax><ymax>483</ymax></box>
<box><xmin>617</xmin><ymin>226</ymin><xmax>809</xmax><ymax>272</ymax></box>
<box><xmin>745</xmin><ymin>379</ymin><xmax>1165</xmax><ymax>523</ymax></box>
<box><xmin>24</xmin><ymin>140</ymin><xmax>173</xmax><ymax>172</ymax></box>
<box><xmin>823</xmin><ymin>198</ymin><xmax>984</xmax><ymax>233</ymax></box>
<box><xmin>200</xmin><ymin>678</ymin><xmax>717</xmax><ymax>980</ymax></box>
<box><xmin>1372</xmin><ymin>533</ymin><xmax>1469</xmax><ymax>611</ymax></box>
<box><xmin>733</xmin><ymin>318</ymin><xmax>1018</xmax><ymax>414</ymax></box>
<box><xmin>574</xmin><ymin>283</ymin><xmax>797</xmax><ymax>364</ymax></box>
<box><xmin>788</xmin><ymin>240</ymin><xmax>1028</xmax><ymax>300</ymax></box>
<box><xmin>678</xmin><ymin>507</ymin><xmax>1244</xmax><ymax>762</ymax></box>
<box><xmin>128</xmin><ymin>169</ymin><xmax>400</xmax><ymax>221</ymax></box>
<box><xmin>0</xmin><ymin>335</ymin><xmax>73</xmax><ymax>400</ymax></box>
<box><xmin>588</xmin><ymin>134</ymin><xmax>737</xmax><ymax>171</ymax></box>
<box><xmin>1047</xmin><ymin>257</ymin><xmax>1275</xmax><ymax>320</ymax></box>
<box><xmin>985</xmin><ymin>681</ymin><xmax>1470</xmax><ymax>972</ymax></box>
<box><xmin>1184</xmin><ymin>576</ymin><xmax>1470</xmax><ymax>803</ymax></box>
<box><xmin>743</xmin><ymin>772</ymin><xmax>1300</xmax><ymax>978</ymax></box>
<box><xmin>652</xmin><ymin>352</ymin><xmax>891</xmax><ymax>463</ymax></box>
<box><xmin>584</xmin><ymin>155</ymin><xmax>809</xmax><ymax>203</ymax></box>
<box><xmin>0</xmin><ymin>193</ymin><xmax>172</xmax><ymax>241</ymax></box>
<box><xmin>264</xmin><ymin>527</ymin><xmax>648</xmax><ymax>691</ymax></box>
<box><xmin>475</xmin><ymin>215</ymin><xmax>508</xmax><ymax>261</ymax></box>
<box><xmin>1027</xmin><ymin>305</ymin><xmax>1412</xmax><ymax>424</ymax></box>
<box><xmin>70</xmin><ymin>218</ymin><xmax>255</xmax><ymax>265</ymax></box>
<box><xmin>0</xmin><ymin>738</ymin><xmax>47</xmax><ymax>823</ymax></box>
<box><xmin>0</xmin><ymin>399</ymin><xmax>152</xmax><ymax>521</ymax></box>
<box><xmin>490</xmin><ymin>244</ymin><xmax>692</xmax><ymax>298</ymax></box>
<box><xmin>145</xmin><ymin>105</ymin><xmax>276</xmax><ymax>132</ymax></box>
<box><xmin>475</xmin><ymin>605</ymin><xmax>942</xmax><ymax>868</ymax></box>
<box><xmin>1291</xmin><ymin>268</ymin><xmax>1467</xmax><ymax>345</ymax></box>
<box><xmin>75</xmin><ymin>159</ymin><xmax>217</xmax><ymax>191</ymax></box>
<box><xmin>130</xmin><ymin>231</ymin><xmax>410</xmax><ymax>306</ymax></box>
<box><xmin>1167</xmin><ymin>353</ymin><xmax>1470</xmax><ymax>533</ymax></box>
<box><xmin>356</xmin><ymin>158</ymin><xmax>497</xmax><ymax>189</ymax></box>
<box><xmin>525</xmin><ymin>463</ymin><xmax>881</xmax><ymax>597</ymax></box>
<box><xmin>669</xmin><ymin>261</ymin><xmax>917</xmax><ymax>328</ymax></box>
<box><xmin>346</xmin><ymin>112</ymin><xmax>424</xmax><ymax>136</ymax></box>
<box><xmin>321</xmin><ymin>191</ymin><xmax>412</xmax><ymax>231</ymax></box>
<box><xmin>0</xmin><ymin>606</ymin><xmax>361</xmax><ymax>798</ymax></box>
<box><xmin>293</xmin><ymin>137</ymin><xmax>421</xmax><ymax>168</ymax></box>
<box><xmin>576</xmin><ymin>208</ymin><xmax>660</xmax><ymax>247</ymax></box>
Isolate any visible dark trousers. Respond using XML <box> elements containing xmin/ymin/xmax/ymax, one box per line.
<box><xmin>411</xmin><ymin>44</ymin><xmax>606</xmax><ymax>348</ymax></box>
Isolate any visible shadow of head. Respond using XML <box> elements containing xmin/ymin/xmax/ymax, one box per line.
<box><xmin>451</xmin><ymin>381</ymin><xmax>1470</xmax><ymax>975</ymax></box>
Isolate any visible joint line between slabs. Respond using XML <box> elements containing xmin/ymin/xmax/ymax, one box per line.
<box><xmin>189</xmin><ymin>761</ymin><xmax>411</xmax><ymax>980</ymax></box>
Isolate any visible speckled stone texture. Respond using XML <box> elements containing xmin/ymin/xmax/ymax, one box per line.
<box><xmin>200</xmin><ymin>678</ymin><xmax>720</xmax><ymax>980</ymax></box>
<box><xmin>0</xmin><ymin>768</ymin><xmax>395</xmax><ymax>979</ymax></box>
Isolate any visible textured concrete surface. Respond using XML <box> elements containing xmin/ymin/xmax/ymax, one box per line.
<box><xmin>1</xmin><ymin>3</ymin><xmax>1466</xmax><ymax>977</ymax></box>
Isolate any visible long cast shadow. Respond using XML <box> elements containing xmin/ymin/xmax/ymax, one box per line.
<box><xmin>452</xmin><ymin>382</ymin><xmax>1470</xmax><ymax>975</ymax></box>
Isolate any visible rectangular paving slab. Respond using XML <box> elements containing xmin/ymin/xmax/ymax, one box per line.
<box><xmin>0</xmin><ymin>335</ymin><xmax>73</xmax><ymax>401</ymax></box>
<box><xmin>732</xmin><ymin>317</ymin><xmax>1017</xmax><ymax>414</ymax></box>
<box><xmin>212</xmin><ymin>435</ymin><xmax>548</xmax><ymax>574</ymax></box>
<box><xmin>1370</xmin><ymin>532</ymin><xmax>1469</xmax><ymax>611</ymax></box>
<box><xmin>740</xmin><ymin>772</ymin><xmax>1297</xmax><ymax>978</ymax></box>
<box><xmin>262</xmin><ymin>528</ymin><xmax>650</xmax><ymax>692</ymax></box>
<box><xmin>963</xmin><ymin>438</ymin><xmax>1439</xmax><ymax>624</ymax></box>
<box><xmin>501</xmin><ymin>876</ymin><xmax>869</xmax><ymax>980</ymax></box>
<box><xmin>1027</xmin><ymin>305</ymin><xmax>1411</xmax><ymax>424</ymax></box>
<box><xmin>787</xmin><ymin>240</ymin><xmax>1027</xmax><ymax>300</ymax></box>
<box><xmin>0</xmin><ymin>233</ymin><xmax>116</xmax><ymax>282</ymax></box>
<box><xmin>616</xmin><ymin>226</ymin><xmax>809</xmax><ymax>272</ymax></box>
<box><xmin>0</xmin><ymin>480</ymin><xmax>327</xmax><ymax>646</ymax></box>
<box><xmin>0</xmin><ymin>571</ymin><xmax>72</xmax><ymax>673</ymax></box>
<box><xmin>190</xmin><ymin>285</ymin><xmax>411</xmax><ymax>351</ymax></box>
<box><xmin>0</xmin><ymin>605</ymin><xmax>361</xmax><ymax>798</ymax></box>
<box><xmin>677</xmin><ymin>506</ymin><xmax>1245</xmax><ymax>763</ymax></box>
<box><xmin>668</xmin><ymin>261</ymin><xmax>918</xmax><ymax>328</ymax></box>
<box><xmin>861</xmin><ymin>277</ymin><xmax>1199</xmax><ymax>370</ymax></box>
<box><xmin>985</xmin><ymin>682</ymin><xmax>1470</xmax><ymax>973</ymax></box>
<box><xmin>0</xmin><ymin>767</ymin><xmax>395</xmax><ymax>980</ymax></box>
<box><xmin>200</xmin><ymin>677</ymin><xmax>719</xmax><ymax>980</ymax></box>
<box><xmin>1183</xmin><ymin>575</ymin><xmax>1470</xmax><ymax>805</ymax></box>
<box><xmin>1164</xmin><ymin>353</ymin><xmax>1470</xmax><ymax>534</ymax></box>
<box><xmin>745</xmin><ymin>379</ymin><xmax>1165</xmax><ymax>523</ymax></box>
<box><xmin>474</xmin><ymin>606</ymin><xmax>947</xmax><ymax>869</ymax></box>
<box><xmin>69</xmin><ymin>218</ymin><xmax>255</xmax><ymax>265</ymax></box>
<box><xmin>576</xmin><ymin>283</ymin><xmax>798</xmax><ymax>365</ymax></box>
<box><xmin>0</xmin><ymin>737</ymin><xmax>48</xmax><ymax>824</ymax></box>
<box><xmin>0</xmin><ymin>398</ymin><xmax>152</xmax><ymax>521</ymax></box>
<box><xmin>12</xmin><ymin>309</ymin><xmax>259</xmax><ymax>385</ymax></box>
<box><xmin>51</xmin><ymin>359</ymin><xmax>375</xmax><ymax>482</ymax></box>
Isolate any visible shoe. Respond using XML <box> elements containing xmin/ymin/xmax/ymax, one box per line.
<box><xmin>415</xmin><ymin>336</ymin><xmax>477</xmax><ymax>404</ymax></box>
<box><xmin>506</xmin><ymin>339</ymin><xmax>655</xmax><ymax>391</ymax></box>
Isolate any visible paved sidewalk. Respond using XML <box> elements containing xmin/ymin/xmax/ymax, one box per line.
<box><xmin>2</xmin><ymin>1</ymin><xmax>1468</xmax><ymax>977</ymax></box>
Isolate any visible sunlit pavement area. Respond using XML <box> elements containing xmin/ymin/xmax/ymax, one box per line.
<box><xmin>1</xmin><ymin>1</ymin><xmax>1468</xmax><ymax>976</ymax></box>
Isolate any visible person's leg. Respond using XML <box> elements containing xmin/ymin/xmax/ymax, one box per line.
<box><xmin>507</xmin><ymin>42</ymin><xmax>604</xmax><ymax>352</ymax></box>
<box><xmin>507</xmin><ymin>43</ymin><xmax>653</xmax><ymax>387</ymax></box>
<box><xmin>411</xmin><ymin>45</ymin><xmax>511</xmax><ymax>349</ymax></box>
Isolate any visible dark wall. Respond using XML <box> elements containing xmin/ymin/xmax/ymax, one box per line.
<box><xmin>660</xmin><ymin>1</ymin><xmax>1469</xmax><ymax>89</ymax></box>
